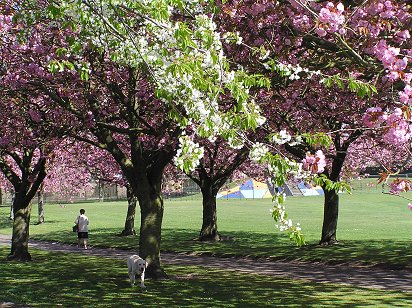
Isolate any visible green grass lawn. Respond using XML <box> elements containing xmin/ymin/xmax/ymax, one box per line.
<box><xmin>0</xmin><ymin>247</ymin><xmax>411</xmax><ymax>307</ymax></box>
<box><xmin>1</xmin><ymin>190</ymin><xmax>412</xmax><ymax>268</ymax></box>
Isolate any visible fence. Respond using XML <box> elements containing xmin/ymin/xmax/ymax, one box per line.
<box><xmin>3</xmin><ymin>174</ymin><xmax>406</xmax><ymax>205</ymax></box>
<box><xmin>0</xmin><ymin>183</ymin><xmax>128</xmax><ymax>205</ymax></box>
<box><xmin>349</xmin><ymin>173</ymin><xmax>412</xmax><ymax>191</ymax></box>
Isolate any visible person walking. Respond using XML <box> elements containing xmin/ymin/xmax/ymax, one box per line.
<box><xmin>74</xmin><ymin>209</ymin><xmax>89</xmax><ymax>249</ymax></box>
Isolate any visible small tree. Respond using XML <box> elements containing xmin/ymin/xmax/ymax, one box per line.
<box><xmin>184</xmin><ymin>138</ymin><xmax>249</xmax><ymax>241</ymax></box>
<box><xmin>0</xmin><ymin>96</ymin><xmax>54</xmax><ymax>260</ymax></box>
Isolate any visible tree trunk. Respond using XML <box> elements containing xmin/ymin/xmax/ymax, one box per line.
<box><xmin>138</xmin><ymin>189</ymin><xmax>167</xmax><ymax>279</ymax></box>
<box><xmin>37</xmin><ymin>187</ymin><xmax>45</xmax><ymax>224</ymax></box>
<box><xmin>9</xmin><ymin>192</ymin><xmax>15</xmax><ymax>220</ymax></box>
<box><xmin>187</xmin><ymin>146</ymin><xmax>248</xmax><ymax>242</ymax></box>
<box><xmin>0</xmin><ymin>187</ymin><xmax>2</xmax><ymax>205</ymax></box>
<box><xmin>8</xmin><ymin>193</ymin><xmax>32</xmax><ymax>261</ymax></box>
<box><xmin>318</xmin><ymin>139</ymin><xmax>352</xmax><ymax>246</ymax></box>
<box><xmin>319</xmin><ymin>188</ymin><xmax>339</xmax><ymax>245</ymax></box>
<box><xmin>120</xmin><ymin>187</ymin><xmax>137</xmax><ymax>236</ymax></box>
<box><xmin>199</xmin><ymin>184</ymin><xmax>220</xmax><ymax>241</ymax></box>
<box><xmin>98</xmin><ymin>180</ymin><xmax>104</xmax><ymax>201</ymax></box>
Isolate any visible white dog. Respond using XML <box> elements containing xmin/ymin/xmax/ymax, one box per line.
<box><xmin>127</xmin><ymin>255</ymin><xmax>148</xmax><ymax>288</ymax></box>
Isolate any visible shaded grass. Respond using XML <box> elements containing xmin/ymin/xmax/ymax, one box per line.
<box><xmin>0</xmin><ymin>247</ymin><xmax>411</xmax><ymax>307</ymax></box>
<box><xmin>1</xmin><ymin>191</ymin><xmax>412</xmax><ymax>268</ymax></box>
<box><xmin>24</xmin><ymin>227</ymin><xmax>412</xmax><ymax>270</ymax></box>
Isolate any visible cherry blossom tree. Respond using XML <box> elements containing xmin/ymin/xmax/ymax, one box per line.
<box><xmin>183</xmin><ymin>138</ymin><xmax>249</xmax><ymax>241</ymax></box>
<box><xmin>4</xmin><ymin>0</ymin><xmax>410</xmax><ymax>268</ymax></box>
<box><xmin>42</xmin><ymin>143</ymin><xmax>94</xmax><ymax>202</ymax></box>
<box><xmin>3</xmin><ymin>1</ymin><xmax>269</xmax><ymax>278</ymax></box>
<box><xmin>0</xmin><ymin>93</ymin><xmax>53</xmax><ymax>260</ymax></box>
<box><xmin>217</xmin><ymin>0</ymin><xmax>412</xmax><ymax>244</ymax></box>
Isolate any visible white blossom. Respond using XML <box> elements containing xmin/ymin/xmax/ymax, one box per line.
<box><xmin>249</xmin><ymin>143</ymin><xmax>269</xmax><ymax>162</ymax></box>
<box><xmin>272</xmin><ymin>130</ymin><xmax>292</xmax><ymax>145</ymax></box>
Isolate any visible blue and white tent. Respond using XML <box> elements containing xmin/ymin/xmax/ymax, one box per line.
<box><xmin>297</xmin><ymin>182</ymin><xmax>324</xmax><ymax>196</ymax></box>
<box><xmin>217</xmin><ymin>179</ymin><xmax>274</xmax><ymax>199</ymax></box>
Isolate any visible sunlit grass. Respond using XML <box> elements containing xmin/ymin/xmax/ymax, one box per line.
<box><xmin>1</xmin><ymin>190</ymin><xmax>412</xmax><ymax>268</ymax></box>
<box><xmin>0</xmin><ymin>247</ymin><xmax>411</xmax><ymax>307</ymax></box>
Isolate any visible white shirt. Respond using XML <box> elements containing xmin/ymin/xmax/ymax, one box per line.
<box><xmin>75</xmin><ymin>214</ymin><xmax>89</xmax><ymax>232</ymax></box>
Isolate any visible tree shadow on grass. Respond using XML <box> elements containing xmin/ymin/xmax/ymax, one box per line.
<box><xmin>0</xmin><ymin>247</ymin><xmax>410</xmax><ymax>307</ymax></box>
<box><xmin>30</xmin><ymin>228</ymin><xmax>412</xmax><ymax>271</ymax></box>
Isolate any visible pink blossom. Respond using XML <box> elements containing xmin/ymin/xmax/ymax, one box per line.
<box><xmin>385</xmin><ymin>108</ymin><xmax>403</xmax><ymax>126</ymax></box>
<box><xmin>382</xmin><ymin>109</ymin><xmax>411</xmax><ymax>144</ymax></box>
<box><xmin>380</xmin><ymin>9</ymin><xmax>395</xmax><ymax>19</ymax></box>
<box><xmin>392</xmin><ymin>57</ymin><xmax>408</xmax><ymax>71</ymax></box>
<box><xmin>362</xmin><ymin>107</ymin><xmax>387</xmax><ymax>128</ymax></box>
<box><xmin>396</xmin><ymin>30</ymin><xmax>410</xmax><ymax>42</ymax></box>
<box><xmin>408</xmin><ymin>203</ymin><xmax>412</xmax><ymax>211</ymax></box>
<box><xmin>367</xmin><ymin>2</ymin><xmax>384</xmax><ymax>15</ymax></box>
<box><xmin>404</xmin><ymin>85</ymin><xmax>412</xmax><ymax>96</ymax></box>
<box><xmin>374</xmin><ymin>40</ymin><xmax>401</xmax><ymax>69</ymax></box>
<box><xmin>383</xmin><ymin>127</ymin><xmax>411</xmax><ymax>144</ymax></box>
<box><xmin>316</xmin><ymin>2</ymin><xmax>345</xmax><ymax>35</ymax></box>
<box><xmin>302</xmin><ymin>150</ymin><xmax>327</xmax><ymax>174</ymax></box>
<box><xmin>399</xmin><ymin>91</ymin><xmax>410</xmax><ymax>105</ymax></box>
<box><xmin>402</xmin><ymin>73</ymin><xmax>412</xmax><ymax>84</ymax></box>
<box><xmin>386</xmin><ymin>71</ymin><xmax>399</xmax><ymax>82</ymax></box>
<box><xmin>368</xmin><ymin>25</ymin><xmax>381</xmax><ymax>38</ymax></box>
<box><xmin>399</xmin><ymin>86</ymin><xmax>412</xmax><ymax>105</ymax></box>
<box><xmin>315</xmin><ymin>27</ymin><xmax>327</xmax><ymax>37</ymax></box>
<box><xmin>389</xmin><ymin>179</ymin><xmax>411</xmax><ymax>194</ymax></box>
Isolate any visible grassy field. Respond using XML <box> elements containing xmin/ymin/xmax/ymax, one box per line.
<box><xmin>0</xmin><ymin>247</ymin><xmax>411</xmax><ymax>307</ymax></box>
<box><xmin>1</xmin><ymin>189</ymin><xmax>411</xmax><ymax>268</ymax></box>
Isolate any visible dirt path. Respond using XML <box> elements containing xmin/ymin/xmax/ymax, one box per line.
<box><xmin>1</xmin><ymin>234</ymin><xmax>411</xmax><ymax>293</ymax></box>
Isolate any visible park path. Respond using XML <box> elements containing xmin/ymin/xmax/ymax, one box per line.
<box><xmin>0</xmin><ymin>234</ymin><xmax>411</xmax><ymax>294</ymax></box>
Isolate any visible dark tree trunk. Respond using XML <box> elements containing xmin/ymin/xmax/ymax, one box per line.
<box><xmin>8</xmin><ymin>193</ymin><xmax>32</xmax><ymax>261</ymax></box>
<box><xmin>319</xmin><ymin>188</ymin><xmax>339</xmax><ymax>245</ymax></box>
<box><xmin>37</xmin><ymin>186</ymin><xmax>45</xmax><ymax>224</ymax></box>
<box><xmin>0</xmin><ymin>187</ymin><xmax>2</xmax><ymax>205</ymax></box>
<box><xmin>98</xmin><ymin>180</ymin><xmax>104</xmax><ymax>201</ymax></box>
<box><xmin>188</xmin><ymin>146</ymin><xmax>249</xmax><ymax>242</ymax></box>
<box><xmin>0</xmin><ymin>153</ymin><xmax>47</xmax><ymax>262</ymax></box>
<box><xmin>138</xmin><ymin>186</ymin><xmax>167</xmax><ymax>279</ymax></box>
<box><xmin>199</xmin><ymin>184</ymin><xmax>220</xmax><ymax>241</ymax></box>
<box><xmin>318</xmin><ymin>137</ymin><xmax>352</xmax><ymax>245</ymax></box>
<box><xmin>120</xmin><ymin>187</ymin><xmax>137</xmax><ymax>236</ymax></box>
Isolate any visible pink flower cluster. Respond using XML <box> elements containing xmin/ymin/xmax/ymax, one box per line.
<box><xmin>389</xmin><ymin>178</ymin><xmax>411</xmax><ymax>195</ymax></box>
<box><xmin>302</xmin><ymin>150</ymin><xmax>327</xmax><ymax>174</ymax></box>
<box><xmin>396</xmin><ymin>30</ymin><xmax>411</xmax><ymax>44</ymax></box>
<box><xmin>363</xmin><ymin>107</ymin><xmax>412</xmax><ymax>145</ymax></box>
<box><xmin>0</xmin><ymin>14</ymin><xmax>12</xmax><ymax>33</ymax></box>
<box><xmin>374</xmin><ymin>40</ymin><xmax>411</xmax><ymax>83</ymax></box>
<box><xmin>364</xmin><ymin>1</ymin><xmax>395</xmax><ymax>18</ymax></box>
<box><xmin>399</xmin><ymin>85</ymin><xmax>412</xmax><ymax>106</ymax></box>
<box><xmin>362</xmin><ymin>107</ymin><xmax>387</xmax><ymax>128</ymax></box>
<box><xmin>315</xmin><ymin>2</ymin><xmax>346</xmax><ymax>37</ymax></box>
<box><xmin>383</xmin><ymin>108</ymin><xmax>411</xmax><ymax>144</ymax></box>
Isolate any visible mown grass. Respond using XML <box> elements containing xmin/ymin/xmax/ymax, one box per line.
<box><xmin>0</xmin><ymin>247</ymin><xmax>411</xmax><ymax>307</ymax></box>
<box><xmin>1</xmin><ymin>190</ymin><xmax>412</xmax><ymax>268</ymax></box>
